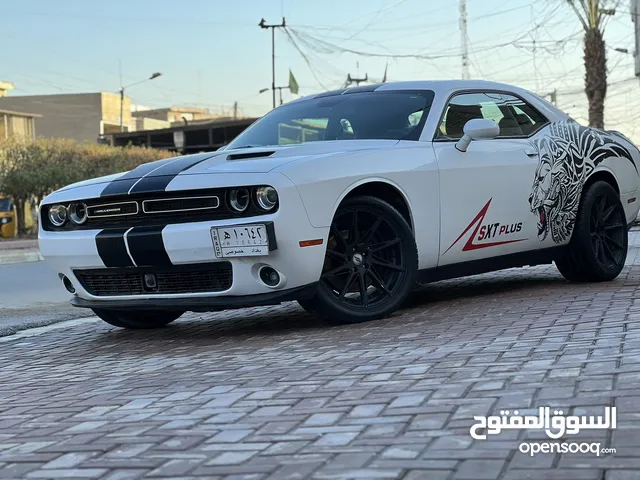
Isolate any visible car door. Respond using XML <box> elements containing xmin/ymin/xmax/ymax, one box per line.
<box><xmin>432</xmin><ymin>91</ymin><xmax>550</xmax><ymax>266</ymax></box>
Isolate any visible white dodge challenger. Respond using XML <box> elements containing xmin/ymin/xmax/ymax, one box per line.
<box><xmin>38</xmin><ymin>80</ymin><xmax>640</xmax><ymax>328</ymax></box>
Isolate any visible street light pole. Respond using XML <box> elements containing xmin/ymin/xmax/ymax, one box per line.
<box><xmin>119</xmin><ymin>72</ymin><xmax>163</xmax><ymax>132</ymax></box>
<box><xmin>259</xmin><ymin>17</ymin><xmax>286</xmax><ymax>110</ymax></box>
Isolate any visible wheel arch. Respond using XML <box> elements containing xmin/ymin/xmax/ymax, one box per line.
<box><xmin>584</xmin><ymin>168</ymin><xmax>620</xmax><ymax>194</ymax></box>
<box><xmin>333</xmin><ymin>179</ymin><xmax>414</xmax><ymax>231</ymax></box>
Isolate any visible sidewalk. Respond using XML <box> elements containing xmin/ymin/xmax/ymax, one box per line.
<box><xmin>0</xmin><ymin>238</ymin><xmax>43</xmax><ymax>265</ymax></box>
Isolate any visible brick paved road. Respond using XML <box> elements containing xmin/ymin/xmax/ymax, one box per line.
<box><xmin>3</xmin><ymin>233</ymin><xmax>640</xmax><ymax>479</ymax></box>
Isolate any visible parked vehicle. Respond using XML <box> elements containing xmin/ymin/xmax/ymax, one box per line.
<box><xmin>38</xmin><ymin>80</ymin><xmax>640</xmax><ymax>328</ymax></box>
<box><xmin>0</xmin><ymin>196</ymin><xmax>15</xmax><ymax>238</ymax></box>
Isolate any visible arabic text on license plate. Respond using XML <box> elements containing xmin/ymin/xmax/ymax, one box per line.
<box><xmin>211</xmin><ymin>224</ymin><xmax>269</xmax><ymax>258</ymax></box>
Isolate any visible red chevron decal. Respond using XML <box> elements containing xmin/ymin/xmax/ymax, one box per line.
<box><xmin>443</xmin><ymin>198</ymin><xmax>527</xmax><ymax>255</ymax></box>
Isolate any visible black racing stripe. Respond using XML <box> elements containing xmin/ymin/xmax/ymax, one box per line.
<box><xmin>128</xmin><ymin>154</ymin><xmax>216</xmax><ymax>194</ymax></box>
<box><xmin>126</xmin><ymin>226</ymin><xmax>172</xmax><ymax>267</ymax></box>
<box><xmin>99</xmin><ymin>158</ymin><xmax>179</xmax><ymax>197</ymax></box>
<box><xmin>96</xmin><ymin>229</ymin><xmax>135</xmax><ymax>268</ymax></box>
<box><xmin>99</xmin><ymin>178</ymin><xmax>140</xmax><ymax>197</ymax></box>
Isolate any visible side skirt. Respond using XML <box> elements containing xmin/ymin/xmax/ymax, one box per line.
<box><xmin>417</xmin><ymin>246</ymin><xmax>566</xmax><ymax>284</ymax></box>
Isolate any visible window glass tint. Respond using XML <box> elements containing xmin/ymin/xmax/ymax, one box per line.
<box><xmin>226</xmin><ymin>90</ymin><xmax>435</xmax><ymax>149</ymax></box>
<box><xmin>0</xmin><ymin>199</ymin><xmax>12</xmax><ymax>211</ymax></box>
<box><xmin>437</xmin><ymin>92</ymin><xmax>548</xmax><ymax>139</ymax></box>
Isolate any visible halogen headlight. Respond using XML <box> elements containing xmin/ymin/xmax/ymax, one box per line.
<box><xmin>48</xmin><ymin>205</ymin><xmax>68</xmax><ymax>227</ymax></box>
<box><xmin>229</xmin><ymin>188</ymin><xmax>250</xmax><ymax>212</ymax></box>
<box><xmin>69</xmin><ymin>203</ymin><xmax>88</xmax><ymax>225</ymax></box>
<box><xmin>255</xmin><ymin>186</ymin><xmax>278</xmax><ymax>211</ymax></box>
<box><xmin>1</xmin><ymin>218</ymin><xmax>9</xmax><ymax>224</ymax></box>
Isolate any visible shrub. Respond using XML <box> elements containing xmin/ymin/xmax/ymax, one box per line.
<box><xmin>0</xmin><ymin>137</ymin><xmax>174</xmax><ymax>235</ymax></box>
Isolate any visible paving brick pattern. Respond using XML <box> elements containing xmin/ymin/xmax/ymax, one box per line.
<box><xmin>2</xmin><ymin>232</ymin><xmax>640</xmax><ymax>479</ymax></box>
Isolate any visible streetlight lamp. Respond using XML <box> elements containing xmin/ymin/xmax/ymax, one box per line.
<box><xmin>259</xmin><ymin>86</ymin><xmax>286</xmax><ymax>105</ymax></box>
<box><xmin>119</xmin><ymin>72</ymin><xmax>162</xmax><ymax>132</ymax></box>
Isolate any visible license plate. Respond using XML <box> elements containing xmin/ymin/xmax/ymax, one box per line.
<box><xmin>211</xmin><ymin>224</ymin><xmax>269</xmax><ymax>258</ymax></box>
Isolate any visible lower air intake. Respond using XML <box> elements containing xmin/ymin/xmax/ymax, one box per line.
<box><xmin>74</xmin><ymin>263</ymin><xmax>233</xmax><ymax>296</ymax></box>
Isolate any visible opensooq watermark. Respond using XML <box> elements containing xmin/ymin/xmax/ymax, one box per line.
<box><xmin>469</xmin><ymin>406</ymin><xmax>617</xmax><ymax>456</ymax></box>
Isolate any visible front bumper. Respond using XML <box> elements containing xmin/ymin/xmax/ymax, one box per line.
<box><xmin>39</xmin><ymin>173</ymin><xmax>329</xmax><ymax>309</ymax></box>
<box><xmin>70</xmin><ymin>282</ymin><xmax>318</xmax><ymax>311</ymax></box>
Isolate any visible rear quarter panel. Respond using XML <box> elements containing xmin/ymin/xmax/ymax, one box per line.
<box><xmin>276</xmin><ymin>141</ymin><xmax>441</xmax><ymax>270</ymax></box>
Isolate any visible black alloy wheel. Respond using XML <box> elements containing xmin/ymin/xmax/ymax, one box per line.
<box><xmin>299</xmin><ymin>195</ymin><xmax>418</xmax><ymax>324</ymax></box>
<box><xmin>555</xmin><ymin>180</ymin><xmax>628</xmax><ymax>282</ymax></box>
<box><xmin>589</xmin><ymin>190</ymin><xmax>627</xmax><ymax>269</ymax></box>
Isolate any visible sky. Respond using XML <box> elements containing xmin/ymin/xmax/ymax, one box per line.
<box><xmin>2</xmin><ymin>0</ymin><xmax>639</xmax><ymax>139</ymax></box>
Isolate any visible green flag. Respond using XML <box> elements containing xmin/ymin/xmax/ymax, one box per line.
<box><xmin>288</xmin><ymin>70</ymin><xmax>299</xmax><ymax>95</ymax></box>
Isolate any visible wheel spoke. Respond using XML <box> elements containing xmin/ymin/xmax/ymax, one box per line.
<box><xmin>326</xmin><ymin>249</ymin><xmax>348</xmax><ymax>263</ymax></box>
<box><xmin>601</xmin><ymin>239</ymin><xmax>617</xmax><ymax>265</ymax></box>
<box><xmin>604</xmin><ymin>234</ymin><xmax>624</xmax><ymax>251</ymax></box>
<box><xmin>371</xmin><ymin>256</ymin><xmax>405</xmax><ymax>272</ymax></box>
<box><xmin>321</xmin><ymin>264</ymin><xmax>351</xmax><ymax>279</ymax></box>
<box><xmin>594</xmin><ymin>237</ymin><xmax>603</xmax><ymax>263</ymax></box>
<box><xmin>339</xmin><ymin>271</ymin><xmax>357</xmax><ymax>298</ymax></box>
<box><xmin>330</xmin><ymin>224</ymin><xmax>348</xmax><ymax>251</ymax></box>
<box><xmin>360</xmin><ymin>217</ymin><xmax>383</xmax><ymax>247</ymax></box>
<box><xmin>350</xmin><ymin>210</ymin><xmax>359</xmax><ymax>245</ymax></box>
<box><xmin>369</xmin><ymin>238</ymin><xmax>401</xmax><ymax>253</ymax></box>
<box><xmin>602</xmin><ymin>204</ymin><xmax>616</xmax><ymax>223</ymax></box>
<box><xmin>604</xmin><ymin>222</ymin><xmax>624</xmax><ymax>231</ymax></box>
<box><xmin>368</xmin><ymin>267</ymin><xmax>391</xmax><ymax>296</ymax></box>
<box><xmin>358</xmin><ymin>271</ymin><xmax>368</xmax><ymax>307</ymax></box>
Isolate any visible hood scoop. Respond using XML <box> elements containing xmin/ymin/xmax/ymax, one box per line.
<box><xmin>227</xmin><ymin>150</ymin><xmax>275</xmax><ymax>161</ymax></box>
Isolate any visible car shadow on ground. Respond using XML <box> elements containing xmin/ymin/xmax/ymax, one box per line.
<box><xmin>80</xmin><ymin>268</ymin><xmax>582</xmax><ymax>352</ymax></box>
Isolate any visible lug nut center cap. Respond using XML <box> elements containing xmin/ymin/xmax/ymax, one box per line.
<box><xmin>352</xmin><ymin>253</ymin><xmax>364</xmax><ymax>266</ymax></box>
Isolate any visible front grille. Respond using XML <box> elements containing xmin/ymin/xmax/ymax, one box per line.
<box><xmin>41</xmin><ymin>187</ymin><xmax>278</xmax><ymax>231</ymax></box>
<box><xmin>142</xmin><ymin>195</ymin><xmax>220</xmax><ymax>214</ymax></box>
<box><xmin>74</xmin><ymin>263</ymin><xmax>233</xmax><ymax>296</ymax></box>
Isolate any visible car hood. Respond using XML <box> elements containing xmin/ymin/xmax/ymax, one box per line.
<box><xmin>57</xmin><ymin>140</ymin><xmax>400</xmax><ymax>192</ymax></box>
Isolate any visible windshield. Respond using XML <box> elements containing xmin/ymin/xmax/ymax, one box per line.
<box><xmin>227</xmin><ymin>89</ymin><xmax>435</xmax><ymax>149</ymax></box>
<box><xmin>0</xmin><ymin>199</ymin><xmax>12</xmax><ymax>212</ymax></box>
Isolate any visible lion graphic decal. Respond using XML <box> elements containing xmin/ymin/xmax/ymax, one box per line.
<box><xmin>528</xmin><ymin>120</ymin><xmax>636</xmax><ymax>244</ymax></box>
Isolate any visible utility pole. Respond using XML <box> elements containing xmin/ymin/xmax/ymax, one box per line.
<box><xmin>459</xmin><ymin>0</ymin><xmax>470</xmax><ymax>80</ymax></box>
<box><xmin>632</xmin><ymin>0</ymin><xmax>640</xmax><ymax>77</ymax></box>
<box><xmin>259</xmin><ymin>17</ymin><xmax>286</xmax><ymax>109</ymax></box>
<box><xmin>233</xmin><ymin>101</ymin><xmax>238</xmax><ymax>120</ymax></box>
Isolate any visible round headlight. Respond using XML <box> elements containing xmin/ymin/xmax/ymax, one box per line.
<box><xmin>69</xmin><ymin>203</ymin><xmax>88</xmax><ymax>225</ymax></box>
<box><xmin>255</xmin><ymin>186</ymin><xmax>278</xmax><ymax>211</ymax></box>
<box><xmin>48</xmin><ymin>205</ymin><xmax>68</xmax><ymax>227</ymax></box>
<box><xmin>229</xmin><ymin>188</ymin><xmax>250</xmax><ymax>212</ymax></box>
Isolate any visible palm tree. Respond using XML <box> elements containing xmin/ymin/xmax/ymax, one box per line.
<box><xmin>566</xmin><ymin>0</ymin><xmax>618</xmax><ymax>129</ymax></box>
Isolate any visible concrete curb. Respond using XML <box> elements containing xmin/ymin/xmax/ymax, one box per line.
<box><xmin>0</xmin><ymin>251</ymin><xmax>44</xmax><ymax>265</ymax></box>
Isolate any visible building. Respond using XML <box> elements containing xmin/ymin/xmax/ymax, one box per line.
<box><xmin>106</xmin><ymin>117</ymin><xmax>257</xmax><ymax>153</ymax></box>
<box><xmin>0</xmin><ymin>82</ymin><xmax>14</xmax><ymax>97</ymax></box>
<box><xmin>132</xmin><ymin>106</ymin><xmax>242</xmax><ymax>126</ymax></box>
<box><xmin>0</xmin><ymin>92</ymin><xmax>132</xmax><ymax>143</ymax></box>
<box><xmin>0</xmin><ymin>109</ymin><xmax>40</xmax><ymax>140</ymax></box>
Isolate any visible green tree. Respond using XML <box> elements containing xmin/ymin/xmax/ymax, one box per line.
<box><xmin>566</xmin><ymin>0</ymin><xmax>619</xmax><ymax>129</ymax></box>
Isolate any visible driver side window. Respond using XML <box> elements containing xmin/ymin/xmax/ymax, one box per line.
<box><xmin>436</xmin><ymin>92</ymin><xmax>548</xmax><ymax>140</ymax></box>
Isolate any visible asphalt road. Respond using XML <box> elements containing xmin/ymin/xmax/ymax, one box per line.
<box><xmin>0</xmin><ymin>260</ymin><xmax>89</xmax><ymax>336</ymax></box>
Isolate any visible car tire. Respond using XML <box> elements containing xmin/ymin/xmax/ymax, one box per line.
<box><xmin>91</xmin><ymin>309</ymin><xmax>183</xmax><ymax>329</ymax></box>
<box><xmin>555</xmin><ymin>180</ymin><xmax>628</xmax><ymax>282</ymax></box>
<box><xmin>305</xmin><ymin>195</ymin><xmax>418</xmax><ymax>324</ymax></box>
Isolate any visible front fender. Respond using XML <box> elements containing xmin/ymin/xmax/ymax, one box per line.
<box><xmin>278</xmin><ymin>141</ymin><xmax>440</xmax><ymax>269</ymax></box>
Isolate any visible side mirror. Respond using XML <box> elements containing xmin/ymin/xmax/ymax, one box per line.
<box><xmin>455</xmin><ymin>119</ymin><xmax>500</xmax><ymax>152</ymax></box>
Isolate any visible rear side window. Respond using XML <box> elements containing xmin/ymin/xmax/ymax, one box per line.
<box><xmin>436</xmin><ymin>92</ymin><xmax>548</xmax><ymax>140</ymax></box>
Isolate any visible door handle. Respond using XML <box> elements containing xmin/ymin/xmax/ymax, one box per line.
<box><xmin>524</xmin><ymin>148</ymin><xmax>538</xmax><ymax>157</ymax></box>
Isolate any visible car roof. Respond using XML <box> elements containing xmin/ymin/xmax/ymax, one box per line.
<box><xmin>293</xmin><ymin>79</ymin><xmax>530</xmax><ymax>99</ymax></box>
<box><xmin>287</xmin><ymin>79</ymin><xmax>566</xmax><ymax>120</ymax></box>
